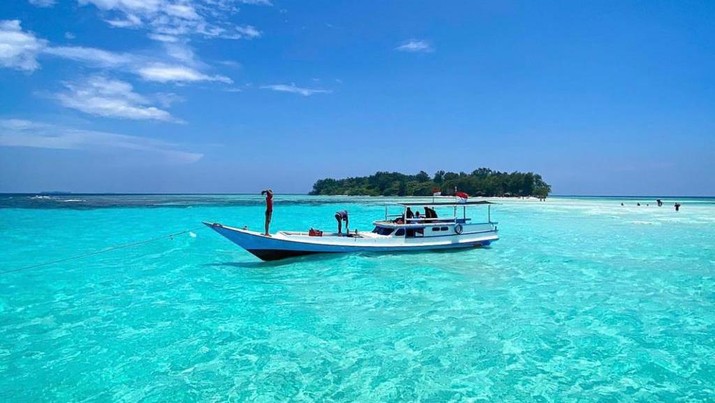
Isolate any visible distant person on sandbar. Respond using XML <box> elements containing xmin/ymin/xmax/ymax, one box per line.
<box><xmin>674</xmin><ymin>203</ymin><xmax>681</xmax><ymax>212</ymax></box>
<box><xmin>335</xmin><ymin>210</ymin><xmax>349</xmax><ymax>234</ymax></box>
<box><xmin>657</xmin><ymin>199</ymin><xmax>663</xmax><ymax>207</ymax></box>
<box><xmin>261</xmin><ymin>189</ymin><xmax>273</xmax><ymax>236</ymax></box>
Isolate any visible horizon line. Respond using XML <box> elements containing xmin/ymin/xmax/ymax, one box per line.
<box><xmin>0</xmin><ymin>192</ymin><xmax>713</xmax><ymax>198</ymax></box>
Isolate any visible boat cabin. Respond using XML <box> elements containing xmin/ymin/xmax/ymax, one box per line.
<box><xmin>371</xmin><ymin>201</ymin><xmax>496</xmax><ymax>239</ymax></box>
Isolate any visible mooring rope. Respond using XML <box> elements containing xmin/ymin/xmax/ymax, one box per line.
<box><xmin>1</xmin><ymin>226</ymin><xmax>204</xmax><ymax>275</ymax></box>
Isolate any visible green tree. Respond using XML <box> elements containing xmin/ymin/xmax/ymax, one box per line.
<box><xmin>310</xmin><ymin>169</ymin><xmax>551</xmax><ymax>197</ymax></box>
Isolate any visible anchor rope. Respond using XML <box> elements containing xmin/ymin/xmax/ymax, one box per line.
<box><xmin>1</xmin><ymin>226</ymin><xmax>204</xmax><ymax>275</ymax></box>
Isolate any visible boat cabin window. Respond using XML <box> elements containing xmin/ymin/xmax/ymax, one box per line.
<box><xmin>372</xmin><ymin>226</ymin><xmax>394</xmax><ymax>236</ymax></box>
<box><xmin>406</xmin><ymin>228</ymin><xmax>424</xmax><ymax>238</ymax></box>
<box><xmin>394</xmin><ymin>228</ymin><xmax>405</xmax><ymax>237</ymax></box>
<box><xmin>432</xmin><ymin>227</ymin><xmax>441</xmax><ymax>232</ymax></box>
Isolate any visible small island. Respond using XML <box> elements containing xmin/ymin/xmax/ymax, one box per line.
<box><xmin>310</xmin><ymin>168</ymin><xmax>551</xmax><ymax>198</ymax></box>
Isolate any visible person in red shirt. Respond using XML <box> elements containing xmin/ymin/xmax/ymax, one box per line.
<box><xmin>261</xmin><ymin>189</ymin><xmax>273</xmax><ymax>236</ymax></box>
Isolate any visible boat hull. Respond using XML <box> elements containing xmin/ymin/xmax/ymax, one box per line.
<box><xmin>204</xmin><ymin>222</ymin><xmax>498</xmax><ymax>261</ymax></box>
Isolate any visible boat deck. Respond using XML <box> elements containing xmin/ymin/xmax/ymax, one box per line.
<box><xmin>277</xmin><ymin>231</ymin><xmax>384</xmax><ymax>239</ymax></box>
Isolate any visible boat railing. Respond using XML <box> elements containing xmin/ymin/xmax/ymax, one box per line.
<box><xmin>407</xmin><ymin>217</ymin><xmax>471</xmax><ymax>223</ymax></box>
<box><xmin>384</xmin><ymin>214</ymin><xmax>460</xmax><ymax>222</ymax></box>
<box><xmin>374</xmin><ymin>218</ymin><xmax>495</xmax><ymax>227</ymax></box>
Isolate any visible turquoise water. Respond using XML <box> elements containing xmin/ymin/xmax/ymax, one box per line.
<box><xmin>1</xmin><ymin>195</ymin><xmax>714</xmax><ymax>401</ymax></box>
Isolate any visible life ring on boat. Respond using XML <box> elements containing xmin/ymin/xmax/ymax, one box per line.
<box><xmin>454</xmin><ymin>224</ymin><xmax>463</xmax><ymax>234</ymax></box>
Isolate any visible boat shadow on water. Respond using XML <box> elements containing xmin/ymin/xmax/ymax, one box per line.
<box><xmin>204</xmin><ymin>253</ymin><xmax>346</xmax><ymax>269</ymax></box>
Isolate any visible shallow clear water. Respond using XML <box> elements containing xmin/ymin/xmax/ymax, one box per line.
<box><xmin>1</xmin><ymin>195</ymin><xmax>714</xmax><ymax>401</ymax></box>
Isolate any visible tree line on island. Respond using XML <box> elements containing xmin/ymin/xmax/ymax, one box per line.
<box><xmin>310</xmin><ymin>168</ymin><xmax>552</xmax><ymax>198</ymax></box>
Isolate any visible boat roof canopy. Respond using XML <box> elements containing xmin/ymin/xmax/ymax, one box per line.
<box><xmin>398</xmin><ymin>200</ymin><xmax>495</xmax><ymax>207</ymax></box>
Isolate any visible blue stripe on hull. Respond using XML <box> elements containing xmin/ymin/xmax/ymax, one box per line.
<box><xmin>246</xmin><ymin>242</ymin><xmax>488</xmax><ymax>261</ymax></box>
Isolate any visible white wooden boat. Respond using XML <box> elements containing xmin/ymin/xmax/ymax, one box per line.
<box><xmin>205</xmin><ymin>201</ymin><xmax>498</xmax><ymax>261</ymax></box>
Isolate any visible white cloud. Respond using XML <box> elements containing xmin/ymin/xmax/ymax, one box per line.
<box><xmin>0</xmin><ymin>119</ymin><xmax>37</xmax><ymax>130</ymax></box>
<box><xmin>2</xmin><ymin>15</ymin><xmax>237</xmax><ymax>87</ymax></box>
<box><xmin>28</xmin><ymin>0</ymin><xmax>56</xmax><ymax>7</ymax></box>
<box><xmin>154</xmin><ymin>92</ymin><xmax>183</xmax><ymax>107</ymax></box>
<box><xmin>56</xmin><ymin>76</ymin><xmax>176</xmax><ymax>121</ymax></box>
<box><xmin>79</xmin><ymin>0</ymin><xmax>263</xmax><ymax>40</ymax></box>
<box><xmin>44</xmin><ymin>43</ymin><xmax>232</xmax><ymax>85</ymax></box>
<box><xmin>261</xmin><ymin>83</ymin><xmax>331</xmax><ymax>96</ymax></box>
<box><xmin>0</xmin><ymin>119</ymin><xmax>202</xmax><ymax>163</ymax></box>
<box><xmin>165</xmin><ymin>4</ymin><xmax>200</xmax><ymax>20</ymax></box>
<box><xmin>234</xmin><ymin>25</ymin><xmax>261</xmax><ymax>39</ymax></box>
<box><xmin>396</xmin><ymin>40</ymin><xmax>433</xmax><ymax>53</ymax></box>
<box><xmin>218</xmin><ymin>60</ymin><xmax>241</xmax><ymax>68</ymax></box>
<box><xmin>148</xmin><ymin>33</ymin><xmax>179</xmax><ymax>42</ymax></box>
<box><xmin>163</xmin><ymin>42</ymin><xmax>196</xmax><ymax>64</ymax></box>
<box><xmin>138</xmin><ymin>63</ymin><xmax>232</xmax><ymax>83</ymax></box>
<box><xmin>106</xmin><ymin>13</ymin><xmax>142</xmax><ymax>28</ymax></box>
<box><xmin>237</xmin><ymin>0</ymin><xmax>272</xmax><ymax>5</ymax></box>
<box><xmin>0</xmin><ymin>20</ymin><xmax>47</xmax><ymax>71</ymax></box>
<box><xmin>81</xmin><ymin>0</ymin><xmax>162</xmax><ymax>14</ymax></box>
<box><xmin>44</xmin><ymin>46</ymin><xmax>136</xmax><ymax>67</ymax></box>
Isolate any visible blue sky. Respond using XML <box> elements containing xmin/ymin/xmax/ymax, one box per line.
<box><xmin>0</xmin><ymin>1</ymin><xmax>713</xmax><ymax>195</ymax></box>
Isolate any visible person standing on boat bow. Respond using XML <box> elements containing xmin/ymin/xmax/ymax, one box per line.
<box><xmin>261</xmin><ymin>189</ymin><xmax>273</xmax><ymax>236</ymax></box>
<box><xmin>335</xmin><ymin>210</ymin><xmax>349</xmax><ymax>235</ymax></box>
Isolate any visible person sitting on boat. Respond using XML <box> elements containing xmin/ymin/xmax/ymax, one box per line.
<box><xmin>424</xmin><ymin>207</ymin><xmax>437</xmax><ymax>221</ymax></box>
<box><xmin>414</xmin><ymin>211</ymin><xmax>421</xmax><ymax>222</ymax></box>
<box><xmin>406</xmin><ymin>207</ymin><xmax>414</xmax><ymax>219</ymax></box>
<box><xmin>335</xmin><ymin>210</ymin><xmax>349</xmax><ymax>234</ymax></box>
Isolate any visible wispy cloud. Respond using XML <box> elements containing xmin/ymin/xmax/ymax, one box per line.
<box><xmin>238</xmin><ymin>0</ymin><xmax>272</xmax><ymax>5</ymax></box>
<box><xmin>44</xmin><ymin>46</ymin><xmax>136</xmax><ymax>67</ymax></box>
<box><xmin>137</xmin><ymin>63</ymin><xmax>232</xmax><ymax>84</ymax></box>
<box><xmin>3</xmin><ymin>18</ymin><xmax>235</xmax><ymax>88</ymax></box>
<box><xmin>43</xmin><ymin>43</ymin><xmax>232</xmax><ymax>84</ymax></box>
<box><xmin>0</xmin><ymin>20</ymin><xmax>47</xmax><ymax>71</ymax></box>
<box><xmin>0</xmin><ymin>119</ymin><xmax>202</xmax><ymax>163</ymax></box>
<box><xmin>105</xmin><ymin>13</ymin><xmax>142</xmax><ymax>28</ymax></box>
<box><xmin>147</xmin><ymin>33</ymin><xmax>180</xmax><ymax>43</ymax></box>
<box><xmin>28</xmin><ymin>0</ymin><xmax>56</xmax><ymax>7</ymax></box>
<box><xmin>233</xmin><ymin>25</ymin><xmax>261</xmax><ymax>39</ymax></box>
<box><xmin>79</xmin><ymin>0</ymin><xmax>263</xmax><ymax>41</ymax></box>
<box><xmin>55</xmin><ymin>76</ymin><xmax>176</xmax><ymax>122</ymax></box>
<box><xmin>261</xmin><ymin>83</ymin><xmax>332</xmax><ymax>96</ymax></box>
<box><xmin>396</xmin><ymin>40</ymin><xmax>433</xmax><ymax>53</ymax></box>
